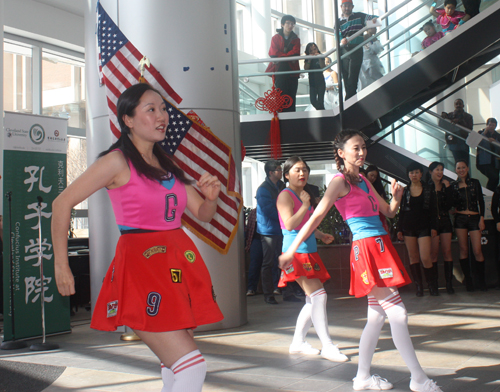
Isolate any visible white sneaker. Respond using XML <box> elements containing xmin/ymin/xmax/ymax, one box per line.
<box><xmin>410</xmin><ymin>379</ymin><xmax>443</xmax><ymax>392</ymax></box>
<box><xmin>353</xmin><ymin>374</ymin><xmax>393</xmax><ymax>390</ymax></box>
<box><xmin>289</xmin><ymin>341</ymin><xmax>320</xmax><ymax>355</ymax></box>
<box><xmin>320</xmin><ymin>344</ymin><xmax>348</xmax><ymax>362</ymax></box>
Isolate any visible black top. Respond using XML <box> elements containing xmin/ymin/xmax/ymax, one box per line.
<box><xmin>450</xmin><ymin>178</ymin><xmax>484</xmax><ymax>216</ymax></box>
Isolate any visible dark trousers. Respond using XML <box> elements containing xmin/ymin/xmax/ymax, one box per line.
<box><xmin>477</xmin><ymin>164</ymin><xmax>499</xmax><ymax>191</ymax></box>
<box><xmin>340</xmin><ymin>46</ymin><xmax>364</xmax><ymax>100</ymax></box>
<box><xmin>275</xmin><ymin>76</ymin><xmax>298</xmax><ymax>112</ymax></box>
<box><xmin>247</xmin><ymin>237</ymin><xmax>263</xmax><ymax>291</ymax></box>
<box><xmin>260</xmin><ymin>235</ymin><xmax>283</xmax><ymax>298</ymax></box>
<box><xmin>309</xmin><ymin>83</ymin><xmax>325</xmax><ymax>110</ymax></box>
<box><xmin>450</xmin><ymin>147</ymin><xmax>470</xmax><ymax>166</ymax></box>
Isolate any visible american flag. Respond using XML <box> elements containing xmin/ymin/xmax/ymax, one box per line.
<box><xmin>96</xmin><ymin>2</ymin><xmax>242</xmax><ymax>254</ymax></box>
<box><xmin>161</xmin><ymin>104</ymin><xmax>242</xmax><ymax>254</ymax></box>
<box><xmin>97</xmin><ymin>2</ymin><xmax>182</xmax><ymax>138</ymax></box>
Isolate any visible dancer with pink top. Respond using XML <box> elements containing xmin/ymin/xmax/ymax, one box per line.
<box><xmin>277</xmin><ymin>156</ymin><xmax>348</xmax><ymax>362</ymax></box>
<box><xmin>52</xmin><ymin>83</ymin><xmax>223</xmax><ymax>392</ymax></box>
<box><xmin>279</xmin><ymin>130</ymin><xmax>443</xmax><ymax>391</ymax></box>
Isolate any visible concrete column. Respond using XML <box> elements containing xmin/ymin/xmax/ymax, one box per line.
<box><xmin>0</xmin><ymin>0</ymin><xmax>4</xmax><ymax>209</ymax></box>
<box><xmin>85</xmin><ymin>0</ymin><xmax>245</xmax><ymax>330</ymax></box>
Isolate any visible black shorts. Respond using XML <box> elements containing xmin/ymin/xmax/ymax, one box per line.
<box><xmin>454</xmin><ymin>214</ymin><xmax>481</xmax><ymax>231</ymax></box>
<box><xmin>437</xmin><ymin>216</ymin><xmax>453</xmax><ymax>234</ymax></box>
<box><xmin>402</xmin><ymin>228</ymin><xmax>431</xmax><ymax>238</ymax></box>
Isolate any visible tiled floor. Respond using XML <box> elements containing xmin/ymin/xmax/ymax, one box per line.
<box><xmin>1</xmin><ymin>286</ymin><xmax>500</xmax><ymax>391</ymax></box>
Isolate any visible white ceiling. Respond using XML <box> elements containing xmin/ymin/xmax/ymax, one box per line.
<box><xmin>33</xmin><ymin>0</ymin><xmax>86</xmax><ymax>17</ymax></box>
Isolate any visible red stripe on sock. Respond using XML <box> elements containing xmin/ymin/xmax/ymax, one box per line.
<box><xmin>310</xmin><ymin>289</ymin><xmax>326</xmax><ymax>298</ymax></box>
<box><xmin>173</xmin><ymin>358</ymin><xmax>206</xmax><ymax>374</ymax></box>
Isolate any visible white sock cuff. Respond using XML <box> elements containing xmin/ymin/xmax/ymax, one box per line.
<box><xmin>305</xmin><ymin>295</ymin><xmax>311</xmax><ymax>304</ymax></box>
<box><xmin>367</xmin><ymin>295</ymin><xmax>382</xmax><ymax>308</ymax></box>
<box><xmin>171</xmin><ymin>349</ymin><xmax>205</xmax><ymax>375</ymax></box>
<box><xmin>379</xmin><ymin>291</ymin><xmax>402</xmax><ymax>311</ymax></box>
<box><xmin>310</xmin><ymin>288</ymin><xmax>326</xmax><ymax>298</ymax></box>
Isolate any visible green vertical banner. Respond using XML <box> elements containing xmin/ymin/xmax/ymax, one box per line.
<box><xmin>3</xmin><ymin>112</ymin><xmax>70</xmax><ymax>341</ymax></box>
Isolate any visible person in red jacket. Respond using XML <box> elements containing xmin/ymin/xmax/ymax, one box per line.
<box><xmin>266</xmin><ymin>14</ymin><xmax>301</xmax><ymax>112</ymax></box>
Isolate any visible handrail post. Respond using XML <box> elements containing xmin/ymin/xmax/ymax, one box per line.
<box><xmin>334</xmin><ymin>0</ymin><xmax>344</xmax><ymax>130</ymax></box>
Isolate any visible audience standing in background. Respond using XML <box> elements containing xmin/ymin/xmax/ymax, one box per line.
<box><xmin>336</xmin><ymin>0</ymin><xmax>377</xmax><ymax>100</ymax></box>
<box><xmin>462</xmin><ymin>0</ymin><xmax>481</xmax><ymax>19</ymax></box>
<box><xmin>476</xmin><ymin>118</ymin><xmax>500</xmax><ymax>192</ymax></box>
<box><xmin>266</xmin><ymin>15</ymin><xmax>301</xmax><ymax>112</ymax></box>
<box><xmin>304</xmin><ymin>42</ymin><xmax>326</xmax><ymax>110</ymax></box>
<box><xmin>442</xmin><ymin>98</ymin><xmax>473</xmax><ymax>166</ymax></box>
<box><xmin>323</xmin><ymin>57</ymin><xmax>339</xmax><ymax>110</ymax></box>
<box><xmin>245</xmin><ymin>208</ymin><xmax>263</xmax><ymax>297</ymax></box>
<box><xmin>358</xmin><ymin>28</ymin><xmax>385</xmax><ymax>90</ymax></box>
<box><xmin>421</xmin><ymin>21</ymin><xmax>444</xmax><ymax>49</ymax></box>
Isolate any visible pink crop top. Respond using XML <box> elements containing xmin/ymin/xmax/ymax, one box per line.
<box><xmin>107</xmin><ymin>154</ymin><xmax>187</xmax><ymax>231</ymax></box>
<box><xmin>333</xmin><ymin>173</ymin><xmax>380</xmax><ymax>220</ymax></box>
<box><xmin>278</xmin><ymin>188</ymin><xmax>313</xmax><ymax>230</ymax></box>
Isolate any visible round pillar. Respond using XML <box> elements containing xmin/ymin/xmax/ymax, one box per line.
<box><xmin>85</xmin><ymin>0</ymin><xmax>245</xmax><ymax>330</ymax></box>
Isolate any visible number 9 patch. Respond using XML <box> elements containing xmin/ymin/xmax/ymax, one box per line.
<box><xmin>171</xmin><ymin>269</ymin><xmax>182</xmax><ymax>283</ymax></box>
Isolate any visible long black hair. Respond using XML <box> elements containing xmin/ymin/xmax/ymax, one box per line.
<box><xmin>99</xmin><ymin>83</ymin><xmax>190</xmax><ymax>184</ymax></box>
<box><xmin>282</xmin><ymin>156</ymin><xmax>318</xmax><ymax>209</ymax></box>
<box><xmin>365</xmin><ymin>164</ymin><xmax>387</xmax><ymax>199</ymax></box>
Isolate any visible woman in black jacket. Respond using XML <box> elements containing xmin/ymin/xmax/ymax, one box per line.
<box><xmin>304</xmin><ymin>43</ymin><xmax>326</xmax><ymax>110</ymax></box>
<box><xmin>450</xmin><ymin>159</ymin><xmax>486</xmax><ymax>291</ymax></box>
<box><xmin>428</xmin><ymin>162</ymin><xmax>455</xmax><ymax>294</ymax></box>
<box><xmin>398</xmin><ymin>162</ymin><xmax>438</xmax><ymax>297</ymax></box>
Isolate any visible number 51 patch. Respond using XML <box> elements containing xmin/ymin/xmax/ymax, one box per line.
<box><xmin>171</xmin><ymin>269</ymin><xmax>182</xmax><ymax>283</ymax></box>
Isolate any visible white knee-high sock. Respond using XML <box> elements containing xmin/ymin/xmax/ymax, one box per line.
<box><xmin>292</xmin><ymin>295</ymin><xmax>312</xmax><ymax>345</ymax></box>
<box><xmin>310</xmin><ymin>288</ymin><xmax>333</xmax><ymax>347</ymax></box>
<box><xmin>171</xmin><ymin>349</ymin><xmax>207</xmax><ymax>392</ymax></box>
<box><xmin>161</xmin><ymin>363</ymin><xmax>174</xmax><ymax>392</ymax></box>
<box><xmin>380</xmin><ymin>291</ymin><xmax>427</xmax><ymax>384</ymax></box>
<box><xmin>355</xmin><ymin>295</ymin><xmax>386</xmax><ymax>381</ymax></box>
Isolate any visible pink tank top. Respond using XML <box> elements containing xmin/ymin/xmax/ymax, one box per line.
<box><xmin>333</xmin><ymin>173</ymin><xmax>380</xmax><ymax>220</ymax></box>
<box><xmin>107</xmin><ymin>155</ymin><xmax>187</xmax><ymax>231</ymax></box>
<box><xmin>278</xmin><ymin>188</ymin><xmax>313</xmax><ymax>230</ymax></box>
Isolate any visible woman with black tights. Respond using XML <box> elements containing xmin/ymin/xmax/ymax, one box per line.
<box><xmin>428</xmin><ymin>162</ymin><xmax>455</xmax><ymax>294</ymax></box>
<box><xmin>398</xmin><ymin>162</ymin><xmax>438</xmax><ymax>297</ymax></box>
<box><xmin>449</xmin><ymin>159</ymin><xmax>486</xmax><ymax>291</ymax></box>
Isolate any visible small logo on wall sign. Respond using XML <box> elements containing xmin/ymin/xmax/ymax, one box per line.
<box><xmin>29</xmin><ymin>124</ymin><xmax>45</xmax><ymax>145</ymax></box>
<box><xmin>54</xmin><ymin>130</ymin><xmax>60</xmax><ymax>137</ymax></box>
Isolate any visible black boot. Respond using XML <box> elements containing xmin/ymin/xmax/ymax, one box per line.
<box><xmin>444</xmin><ymin>261</ymin><xmax>455</xmax><ymax>294</ymax></box>
<box><xmin>432</xmin><ymin>262</ymin><xmax>440</xmax><ymax>293</ymax></box>
<box><xmin>476</xmin><ymin>261</ymin><xmax>488</xmax><ymax>291</ymax></box>
<box><xmin>423</xmin><ymin>266</ymin><xmax>439</xmax><ymax>296</ymax></box>
<box><xmin>459</xmin><ymin>258</ymin><xmax>474</xmax><ymax>292</ymax></box>
<box><xmin>410</xmin><ymin>263</ymin><xmax>424</xmax><ymax>297</ymax></box>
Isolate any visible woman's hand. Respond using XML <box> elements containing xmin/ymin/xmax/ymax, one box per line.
<box><xmin>279</xmin><ymin>252</ymin><xmax>294</xmax><ymax>270</ymax></box>
<box><xmin>391</xmin><ymin>179</ymin><xmax>404</xmax><ymax>201</ymax></box>
<box><xmin>479</xmin><ymin>216</ymin><xmax>485</xmax><ymax>231</ymax></box>
<box><xmin>299</xmin><ymin>190</ymin><xmax>311</xmax><ymax>207</ymax></box>
<box><xmin>431</xmin><ymin>229</ymin><xmax>438</xmax><ymax>238</ymax></box>
<box><xmin>443</xmin><ymin>179</ymin><xmax>450</xmax><ymax>187</ymax></box>
<box><xmin>321</xmin><ymin>233</ymin><xmax>334</xmax><ymax>244</ymax></box>
<box><xmin>397</xmin><ymin>231</ymin><xmax>404</xmax><ymax>241</ymax></box>
<box><xmin>55</xmin><ymin>262</ymin><xmax>75</xmax><ymax>296</ymax></box>
<box><xmin>496</xmin><ymin>222</ymin><xmax>500</xmax><ymax>232</ymax></box>
<box><xmin>197</xmin><ymin>172</ymin><xmax>221</xmax><ymax>202</ymax></box>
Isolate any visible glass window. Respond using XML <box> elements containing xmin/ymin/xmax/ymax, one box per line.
<box><xmin>3</xmin><ymin>42</ymin><xmax>33</xmax><ymax>113</ymax></box>
<box><xmin>236</xmin><ymin>2</ymin><xmax>246</xmax><ymax>52</ymax></box>
<box><xmin>42</xmin><ymin>51</ymin><xmax>86</xmax><ymax>129</ymax></box>
<box><xmin>67</xmin><ymin>136</ymin><xmax>88</xmax><ymax>237</ymax></box>
<box><xmin>284</xmin><ymin>0</ymin><xmax>312</xmax><ymax>22</ymax></box>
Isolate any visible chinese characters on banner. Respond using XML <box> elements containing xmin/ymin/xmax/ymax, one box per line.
<box><xmin>2</xmin><ymin>112</ymin><xmax>70</xmax><ymax>341</ymax></box>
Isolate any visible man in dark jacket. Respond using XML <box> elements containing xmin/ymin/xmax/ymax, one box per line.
<box><xmin>256</xmin><ymin>160</ymin><xmax>301</xmax><ymax>304</ymax></box>
<box><xmin>442</xmin><ymin>98</ymin><xmax>473</xmax><ymax>166</ymax></box>
<box><xmin>265</xmin><ymin>15</ymin><xmax>301</xmax><ymax>112</ymax></box>
<box><xmin>476</xmin><ymin>118</ymin><xmax>500</xmax><ymax>191</ymax></box>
